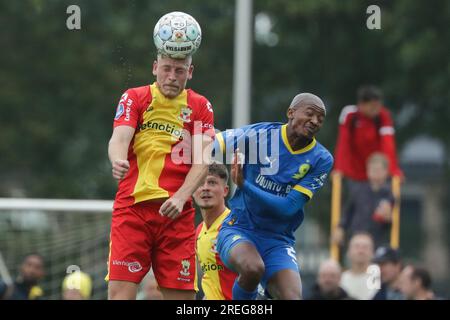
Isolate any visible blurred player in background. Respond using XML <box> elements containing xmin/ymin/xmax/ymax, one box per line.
<box><xmin>307</xmin><ymin>259</ymin><xmax>351</xmax><ymax>300</ymax></box>
<box><xmin>106</xmin><ymin>50</ymin><xmax>214</xmax><ymax>298</ymax></box>
<box><xmin>340</xmin><ymin>232</ymin><xmax>378</xmax><ymax>300</ymax></box>
<box><xmin>399</xmin><ymin>265</ymin><xmax>441</xmax><ymax>300</ymax></box>
<box><xmin>215</xmin><ymin>93</ymin><xmax>333</xmax><ymax>300</ymax></box>
<box><xmin>193</xmin><ymin>163</ymin><xmax>237</xmax><ymax>300</ymax></box>
<box><xmin>333</xmin><ymin>153</ymin><xmax>395</xmax><ymax>249</ymax></box>
<box><xmin>372</xmin><ymin>246</ymin><xmax>404</xmax><ymax>300</ymax></box>
<box><xmin>333</xmin><ymin>85</ymin><xmax>402</xmax><ymax>191</ymax></box>
<box><xmin>0</xmin><ymin>254</ymin><xmax>45</xmax><ymax>300</ymax></box>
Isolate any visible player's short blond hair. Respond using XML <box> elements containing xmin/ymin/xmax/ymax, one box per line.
<box><xmin>156</xmin><ymin>53</ymin><xmax>192</xmax><ymax>66</ymax></box>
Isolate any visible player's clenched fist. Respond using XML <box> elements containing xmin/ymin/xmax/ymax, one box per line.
<box><xmin>112</xmin><ymin>160</ymin><xmax>130</xmax><ymax>180</ymax></box>
<box><xmin>159</xmin><ymin>197</ymin><xmax>185</xmax><ymax>219</ymax></box>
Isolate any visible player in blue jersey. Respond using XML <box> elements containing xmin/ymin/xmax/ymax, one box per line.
<box><xmin>214</xmin><ymin>93</ymin><xmax>333</xmax><ymax>300</ymax></box>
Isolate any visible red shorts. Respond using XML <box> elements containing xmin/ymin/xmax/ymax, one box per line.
<box><xmin>106</xmin><ymin>201</ymin><xmax>197</xmax><ymax>290</ymax></box>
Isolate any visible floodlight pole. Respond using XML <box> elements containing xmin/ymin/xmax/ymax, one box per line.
<box><xmin>232</xmin><ymin>0</ymin><xmax>253</xmax><ymax>128</ymax></box>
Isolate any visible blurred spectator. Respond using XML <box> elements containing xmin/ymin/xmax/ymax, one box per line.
<box><xmin>307</xmin><ymin>259</ymin><xmax>351</xmax><ymax>300</ymax></box>
<box><xmin>62</xmin><ymin>271</ymin><xmax>93</xmax><ymax>300</ymax></box>
<box><xmin>137</xmin><ymin>272</ymin><xmax>163</xmax><ymax>300</ymax></box>
<box><xmin>372</xmin><ymin>246</ymin><xmax>404</xmax><ymax>300</ymax></box>
<box><xmin>399</xmin><ymin>265</ymin><xmax>441</xmax><ymax>300</ymax></box>
<box><xmin>333</xmin><ymin>153</ymin><xmax>395</xmax><ymax>248</ymax></box>
<box><xmin>340</xmin><ymin>233</ymin><xmax>379</xmax><ymax>300</ymax></box>
<box><xmin>333</xmin><ymin>85</ymin><xmax>403</xmax><ymax>189</ymax></box>
<box><xmin>0</xmin><ymin>254</ymin><xmax>45</xmax><ymax>300</ymax></box>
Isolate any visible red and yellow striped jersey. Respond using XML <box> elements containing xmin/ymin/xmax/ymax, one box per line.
<box><xmin>196</xmin><ymin>208</ymin><xmax>237</xmax><ymax>300</ymax></box>
<box><xmin>113</xmin><ymin>83</ymin><xmax>214</xmax><ymax>209</ymax></box>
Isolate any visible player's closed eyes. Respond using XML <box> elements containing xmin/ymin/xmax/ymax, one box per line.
<box><xmin>305</xmin><ymin>110</ymin><xmax>323</xmax><ymax>123</ymax></box>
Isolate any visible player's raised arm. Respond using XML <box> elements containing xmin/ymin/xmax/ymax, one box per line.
<box><xmin>108</xmin><ymin>126</ymin><xmax>135</xmax><ymax>180</ymax></box>
<box><xmin>159</xmin><ymin>128</ymin><xmax>214</xmax><ymax>220</ymax></box>
<box><xmin>233</xmin><ymin>150</ymin><xmax>333</xmax><ymax>218</ymax></box>
<box><xmin>108</xmin><ymin>88</ymin><xmax>140</xmax><ymax>181</ymax></box>
<box><xmin>243</xmin><ymin>182</ymin><xmax>309</xmax><ymax>218</ymax></box>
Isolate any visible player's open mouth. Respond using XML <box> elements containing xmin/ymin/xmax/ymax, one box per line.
<box><xmin>305</xmin><ymin>126</ymin><xmax>316</xmax><ymax>134</ymax></box>
<box><xmin>200</xmin><ymin>195</ymin><xmax>212</xmax><ymax>200</ymax></box>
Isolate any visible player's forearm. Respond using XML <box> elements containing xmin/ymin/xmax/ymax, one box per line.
<box><xmin>108</xmin><ymin>139</ymin><xmax>129</xmax><ymax>163</ymax></box>
<box><xmin>242</xmin><ymin>181</ymin><xmax>308</xmax><ymax>218</ymax></box>
<box><xmin>174</xmin><ymin>163</ymin><xmax>209</xmax><ymax>201</ymax></box>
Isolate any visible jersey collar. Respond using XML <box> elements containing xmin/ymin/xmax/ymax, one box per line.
<box><xmin>281</xmin><ymin>124</ymin><xmax>316</xmax><ymax>154</ymax></box>
<box><xmin>204</xmin><ymin>207</ymin><xmax>231</xmax><ymax>231</ymax></box>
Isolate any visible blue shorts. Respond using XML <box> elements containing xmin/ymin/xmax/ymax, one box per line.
<box><xmin>217</xmin><ymin>225</ymin><xmax>300</xmax><ymax>289</ymax></box>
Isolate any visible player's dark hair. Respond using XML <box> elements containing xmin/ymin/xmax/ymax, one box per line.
<box><xmin>357</xmin><ymin>85</ymin><xmax>383</xmax><ymax>103</ymax></box>
<box><xmin>208</xmin><ymin>162</ymin><xmax>229</xmax><ymax>184</ymax></box>
<box><xmin>22</xmin><ymin>253</ymin><xmax>46</xmax><ymax>267</ymax></box>
<box><xmin>411</xmin><ymin>266</ymin><xmax>432</xmax><ymax>290</ymax></box>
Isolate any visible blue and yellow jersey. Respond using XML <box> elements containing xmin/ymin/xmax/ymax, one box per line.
<box><xmin>214</xmin><ymin>122</ymin><xmax>333</xmax><ymax>240</ymax></box>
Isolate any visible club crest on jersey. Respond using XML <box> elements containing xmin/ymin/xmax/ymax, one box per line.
<box><xmin>293</xmin><ymin>163</ymin><xmax>311</xmax><ymax>179</ymax></box>
<box><xmin>210</xmin><ymin>239</ymin><xmax>218</xmax><ymax>254</ymax></box>
<box><xmin>180</xmin><ymin>259</ymin><xmax>191</xmax><ymax>277</ymax></box>
<box><xmin>178</xmin><ymin>107</ymin><xmax>192</xmax><ymax>123</ymax></box>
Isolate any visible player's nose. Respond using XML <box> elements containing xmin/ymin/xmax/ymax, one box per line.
<box><xmin>168</xmin><ymin>69</ymin><xmax>177</xmax><ymax>81</ymax></box>
<box><xmin>200</xmin><ymin>183</ymin><xmax>210</xmax><ymax>191</ymax></box>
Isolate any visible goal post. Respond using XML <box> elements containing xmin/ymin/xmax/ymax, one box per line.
<box><xmin>0</xmin><ymin>198</ymin><xmax>113</xmax><ymax>300</ymax></box>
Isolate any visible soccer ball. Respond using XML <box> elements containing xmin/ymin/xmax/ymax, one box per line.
<box><xmin>153</xmin><ymin>11</ymin><xmax>202</xmax><ymax>59</ymax></box>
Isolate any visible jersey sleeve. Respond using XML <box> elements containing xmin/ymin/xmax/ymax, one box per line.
<box><xmin>213</xmin><ymin>125</ymin><xmax>257</xmax><ymax>154</ymax></box>
<box><xmin>194</xmin><ymin>98</ymin><xmax>215</xmax><ymax>139</ymax></box>
<box><xmin>379</xmin><ymin>109</ymin><xmax>403</xmax><ymax>178</ymax></box>
<box><xmin>294</xmin><ymin>153</ymin><xmax>334</xmax><ymax>199</ymax></box>
<box><xmin>212</xmin><ymin>127</ymin><xmax>251</xmax><ymax>164</ymax></box>
<box><xmin>334</xmin><ymin>106</ymin><xmax>355</xmax><ymax>173</ymax></box>
<box><xmin>242</xmin><ymin>180</ymin><xmax>309</xmax><ymax>218</ymax></box>
<box><xmin>113</xmin><ymin>89</ymin><xmax>141</xmax><ymax>129</ymax></box>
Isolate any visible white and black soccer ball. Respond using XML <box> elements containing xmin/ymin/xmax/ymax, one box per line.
<box><xmin>153</xmin><ymin>11</ymin><xmax>202</xmax><ymax>59</ymax></box>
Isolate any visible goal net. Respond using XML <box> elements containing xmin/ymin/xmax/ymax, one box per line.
<box><xmin>0</xmin><ymin>198</ymin><xmax>112</xmax><ymax>300</ymax></box>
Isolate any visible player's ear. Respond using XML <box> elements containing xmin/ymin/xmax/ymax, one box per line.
<box><xmin>223</xmin><ymin>184</ymin><xmax>229</xmax><ymax>197</ymax></box>
<box><xmin>152</xmin><ymin>60</ymin><xmax>158</xmax><ymax>76</ymax></box>
<box><xmin>287</xmin><ymin>107</ymin><xmax>294</xmax><ymax>120</ymax></box>
<box><xmin>187</xmin><ymin>64</ymin><xmax>194</xmax><ymax>80</ymax></box>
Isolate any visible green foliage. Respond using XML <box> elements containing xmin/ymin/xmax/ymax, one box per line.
<box><xmin>0</xmin><ymin>0</ymin><xmax>448</xmax><ymax>199</ymax></box>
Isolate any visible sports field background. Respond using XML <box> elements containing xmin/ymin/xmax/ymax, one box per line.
<box><xmin>0</xmin><ymin>0</ymin><xmax>449</xmax><ymax>299</ymax></box>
